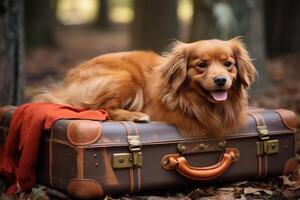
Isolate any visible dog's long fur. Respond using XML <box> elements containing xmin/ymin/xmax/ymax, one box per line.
<box><xmin>33</xmin><ymin>38</ymin><xmax>256</xmax><ymax>137</ymax></box>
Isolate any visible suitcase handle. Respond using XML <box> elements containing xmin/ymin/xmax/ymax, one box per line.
<box><xmin>161</xmin><ymin>148</ymin><xmax>239</xmax><ymax>180</ymax></box>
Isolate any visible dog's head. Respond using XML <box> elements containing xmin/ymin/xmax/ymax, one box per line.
<box><xmin>161</xmin><ymin>37</ymin><xmax>257</xmax><ymax>105</ymax></box>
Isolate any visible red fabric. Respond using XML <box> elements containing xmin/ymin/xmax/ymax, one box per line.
<box><xmin>0</xmin><ymin>103</ymin><xmax>109</xmax><ymax>195</ymax></box>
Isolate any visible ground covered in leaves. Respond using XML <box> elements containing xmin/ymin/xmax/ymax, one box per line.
<box><xmin>1</xmin><ymin>172</ymin><xmax>300</xmax><ymax>200</ymax></box>
<box><xmin>1</xmin><ymin>27</ymin><xmax>298</xmax><ymax>199</ymax></box>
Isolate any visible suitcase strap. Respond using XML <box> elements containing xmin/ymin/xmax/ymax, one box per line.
<box><xmin>247</xmin><ymin>112</ymin><xmax>279</xmax><ymax>156</ymax></box>
<box><xmin>247</xmin><ymin>112</ymin><xmax>269</xmax><ymax>140</ymax></box>
<box><xmin>113</xmin><ymin>122</ymin><xmax>142</xmax><ymax>168</ymax></box>
<box><xmin>247</xmin><ymin>112</ymin><xmax>280</xmax><ymax>178</ymax></box>
<box><xmin>114</xmin><ymin>122</ymin><xmax>142</xmax><ymax>193</ymax></box>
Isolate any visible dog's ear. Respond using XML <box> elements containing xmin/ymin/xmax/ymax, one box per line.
<box><xmin>161</xmin><ymin>41</ymin><xmax>187</xmax><ymax>91</ymax></box>
<box><xmin>229</xmin><ymin>37</ymin><xmax>257</xmax><ymax>88</ymax></box>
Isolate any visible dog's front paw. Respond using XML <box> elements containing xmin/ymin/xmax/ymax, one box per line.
<box><xmin>128</xmin><ymin>112</ymin><xmax>150</xmax><ymax>123</ymax></box>
<box><xmin>108</xmin><ymin>109</ymin><xmax>150</xmax><ymax>123</ymax></box>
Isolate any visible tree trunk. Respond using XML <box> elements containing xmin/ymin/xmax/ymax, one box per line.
<box><xmin>130</xmin><ymin>0</ymin><xmax>178</xmax><ymax>52</ymax></box>
<box><xmin>24</xmin><ymin>0</ymin><xmax>54</xmax><ymax>47</ymax></box>
<box><xmin>190</xmin><ymin>0</ymin><xmax>270</xmax><ymax>92</ymax></box>
<box><xmin>264</xmin><ymin>0</ymin><xmax>300</xmax><ymax>58</ymax></box>
<box><xmin>189</xmin><ymin>0</ymin><xmax>217</xmax><ymax>41</ymax></box>
<box><xmin>0</xmin><ymin>0</ymin><xmax>24</xmax><ymax>106</ymax></box>
<box><xmin>93</xmin><ymin>0</ymin><xmax>110</xmax><ymax>29</ymax></box>
<box><xmin>190</xmin><ymin>0</ymin><xmax>238</xmax><ymax>41</ymax></box>
<box><xmin>232</xmin><ymin>0</ymin><xmax>271</xmax><ymax>92</ymax></box>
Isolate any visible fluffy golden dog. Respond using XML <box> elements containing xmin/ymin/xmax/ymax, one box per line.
<box><xmin>33</xmin><ymin>38</ymin><xmax>256</xmax><ymax>137</ymax></box>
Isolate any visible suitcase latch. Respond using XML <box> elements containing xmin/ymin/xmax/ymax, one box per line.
<box><xmin>256</xmin><ymin>139</ymin><xmax>279</xmax><ymax>155</ymax></box>
<box><xmin>113</xmin><ymin>135</ymin><xmax>143</xmax><ymax>169</ymax></box>
<box><xmin>257</xmin><ymin>125</ymin><xmax>269</xmax><ymax>140</ymax></box>
<box><xmin>127</xmin><ymin>135</ymin><xmax>143</xmax><ymax>167</ymax></box>
<box><xmin>113</xmin><ymin>152</ymin><xmax>142</xmax><ymax>169</ymax></box>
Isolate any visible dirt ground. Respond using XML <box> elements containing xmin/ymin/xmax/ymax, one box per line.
<box><xmin>13</xmin><ymin>26</ymin><xmax>299</xmax><ymax>199</ymax></box>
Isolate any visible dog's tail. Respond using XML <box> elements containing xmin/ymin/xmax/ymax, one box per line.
<box><xmin>31</xmin><ymin>85</ymin><xmax>69</xmax><ymax>106</ymax></box>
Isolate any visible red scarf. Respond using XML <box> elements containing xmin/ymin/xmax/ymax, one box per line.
<box><xmin>0</xmin><ymin>103</ymin><xmax>109</xmax><ymax>195</ymax></box>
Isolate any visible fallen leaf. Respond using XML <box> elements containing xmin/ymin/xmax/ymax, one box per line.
<box><xmin>230</xmin><ymin>181</ymin><xmax>249</xmax><ymax>187</ymax></box>
<box><xmin>215</xmin><ymin>192</ymin><xmax>235</xmax><ymax>200</ymax></box>
<box><xmin>217</xmin><ymin>187</ymin><xmax>235</xmax><ymax>192</ymax></box>
<box><xmin>281</xmin><ymin>189</ymin><xmax>300</xmax><ymax>199</ymax></box>
<box><xmin>187</xmin><ymin>188</ymin><xmax>206</xmax><ymax>199</ymax></box>
<box><xmin>204</xmin><ymin>187</ymin><xmax>216</xmax><ymax>196</ymax></box>
<box><xmin>281</xmin><ymin>175</ymin><xmax>300</xmax><ymax>190</ymax></box>
<box><xmin>243</xmin><ymin>187</ymin><xmax>273</xmax><ymax>196</ymax></box>
<box><xmin>239</xmin><ymin>194</ymin><xmax>247</xmax><ymax>200</ymax></box>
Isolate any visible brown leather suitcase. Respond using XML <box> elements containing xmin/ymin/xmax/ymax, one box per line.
<box><xmin>0</xmin><ymin>106</ymin><xmax>298</xmax><ymax>199</ymax></box>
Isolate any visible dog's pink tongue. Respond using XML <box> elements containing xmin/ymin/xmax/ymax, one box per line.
<box><xmin>211</xmin><ymin>91</ymin><xmax>228</xmax><ymax>101</ymax></box>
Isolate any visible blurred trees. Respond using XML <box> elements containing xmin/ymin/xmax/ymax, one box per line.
<box><xmin>190</xmin><ymin>0</ymin><xmax>236</xmax><ymax>41</ymax></box>
<box><xmin>232</xmin><ymin>0</ymin><xmax>270</xmax><ymax>91</ymax></box>
<box><xmin>189</xmin><ymin>0</ymin><xmax>270</xmax><ymax>91</ymax></box>
<box><xmin>93</xmin><ymin>0</ymin><xmax>110</xmax><ymax>29</ymax></box>
<box><xmin>24</xmin><ymin>0</ymin><xmax>56</xmax><ymax>47</ymax></box>
<box><xmin>0</xmin><ymin>0</ymin><xmax>24</xmax><ymax>106</ymax></box>
<box><xmin>13</xmin><ymin>0</ymin><xmax>300</xmax><ymax>104</ymax></box>
<box><xmin>130</xmin><ymin>0</ymin><xmax>178</xmax><ymax>52</ymax></box>
<box><xmin>265</xmin><ymin>0</ymin><xmax>300</xmax><ymax>58</ymax></box>
<box><xmin>190</xmin><ymin>0</ymin><xmax>216</xmax><ymax>41</ymax></box>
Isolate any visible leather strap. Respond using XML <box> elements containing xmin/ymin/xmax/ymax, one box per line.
<box><xmin>247</xmin><ymin>112</ymin><xmax>268</xmax><ymax>177</ymax></box>
<box><xmin>119</xmin><ymin>122</ymin><xmax>134</xmax><ymax>193</ymax></box>
<box><xmin>128</xmin><ymin>121</ymin><xmax>142</xmax><ymax>192</ymax></box>
<box><xmin>120</xmin><ymin>121</ymin><xmax>139</xmax><ymax>193</ymax></box>
<box><xmin>257</xmin><ymin>156</ymin><xmax>262</xmax><ymax>178</ymax></box>
<box><xmin>77</xmin><ymin>148</ymin><xmax>84</xmax><ymax>178</ymax></box>
<box><xmin>264</xmin><ymin>156</ymin><xmax>268</xmax><ymax>177</ymax></box>
<box><xmin>248</xmin><ymin>112</ymin><xmax>268</xmax><ymax>139</ymax></box>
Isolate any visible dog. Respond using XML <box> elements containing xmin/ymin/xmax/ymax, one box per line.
<box><xmin>33</xmin><ymin>37</ymin><xmax>256</xmax><ymax>137</ymax></box>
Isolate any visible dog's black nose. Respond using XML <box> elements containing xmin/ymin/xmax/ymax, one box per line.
<box><xmin>214</xmin><ymin>76</ymin><xmax>227</xmax><ymax>87</ymax></box>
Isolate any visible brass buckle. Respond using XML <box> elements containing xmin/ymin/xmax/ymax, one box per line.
<box><xmin>113</xmin><ymin>152</ymin><xmax>143</xmax><ymax>169</ymax></box>
<box><xmin>112</xmin><ymin>135</ymin><xmax>143</xmax><ymax>169</ymax></box>
<box><xmin>177</xmin><ymin>141</ymin><xmax>226</xmax><ymax>154</ymax></box>
<box><xmin>257</xmin><ymin>125</ymin><xmax>269</xmax><ymax>140</ymax></box>
<box><xmin>127</xmin><ymin>135</ymin><xmax>142</xmax><ymax>167</ymax></box>
<box><xmin>256</xmin><ymin>139</ymin><xmax>279</xmax><ymax>156</ymax></box>
<box><xmin>127</xmin><ymin>135</ymin><xmax>141</xmax><ymax>151</ymax></box>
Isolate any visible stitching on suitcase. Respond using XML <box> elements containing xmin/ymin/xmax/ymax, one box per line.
<box><xmin>274</xmin><ymin>109</ymin><xmax>297</xmax><ymax>131</ymax></box>
<box><xmin>47</xmin><ymin>138</ymin><xmax>78</xmax><ymax>148</ymax></box>
<box><xmin>67</xmin><ymin>120</ymin><xmax>102</xmax><ymax>146</ymax></box>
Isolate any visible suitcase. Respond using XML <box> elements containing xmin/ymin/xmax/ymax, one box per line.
<box><xmin>0</xmin><ymin>106</ymin><xmax>298</xmax><ymax>199</ymax></box>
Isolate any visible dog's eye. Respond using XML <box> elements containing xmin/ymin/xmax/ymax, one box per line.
<box><xmin>224</xmin><ymin>61</ymin><xmax>232</xmax><ymax>67</ymax></box>
<box><xmin>198</xmin><ymin>62</ymin><xmax>208</xmax><ymax>68</ymax></box>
